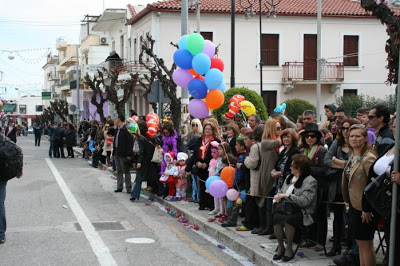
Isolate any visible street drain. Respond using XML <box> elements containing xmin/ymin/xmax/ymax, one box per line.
<box><xmin>74</xmin><ymin>222</ymin><xmax>125</xmax><ymax>231</ymax></box>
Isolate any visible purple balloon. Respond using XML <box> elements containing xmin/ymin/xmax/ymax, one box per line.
<box><xmin>203</xmin><ymin>40</ymin><xmax>216</xmax><ymax>58</ymax></box>
<box><xmin>210</xmin><ymin>180</ymin><xmax>229</xmax><ymax>199</ymax></box>
<box><xmin>188</xmin><ymin>99</ymin><xmax>209</xmax><ymax>119</ymax></box>
<box><xmin>172</xmin><ymin>68</ymin><xmax>193</xmax><ymax>87</ymax></box>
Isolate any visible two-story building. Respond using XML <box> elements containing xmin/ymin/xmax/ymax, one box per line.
<box><xmin>124</xmin><ymin>0</ymin><xmax>397</xmax><ymax>116</ymax></box>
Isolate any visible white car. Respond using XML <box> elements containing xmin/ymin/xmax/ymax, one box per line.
<box><xmin>27</xmin><ymin>127</ymin><xmax>34</xmax><ymax>134</ymax></box>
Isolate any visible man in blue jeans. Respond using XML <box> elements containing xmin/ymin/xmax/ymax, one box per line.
<box><xmin>0</xmin><ymin>133</ymin><xmax>24</xmax><ymax>244</ymax></box>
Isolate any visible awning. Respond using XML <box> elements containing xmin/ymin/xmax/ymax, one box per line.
<box><xmin>19</xmin><ymin>115</ymin><xmax>41</xmax><ymax>119</ymax></box>
<box><xmin>2</xmin><ymin>104</ymin><xmax>16</xmax><ymax>112</ymax></box>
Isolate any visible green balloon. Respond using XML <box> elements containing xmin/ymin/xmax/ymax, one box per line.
<box><xmin>186</xmin><ymin>33</ymin><xmax>205</xmax><ymax>56</ymax></box>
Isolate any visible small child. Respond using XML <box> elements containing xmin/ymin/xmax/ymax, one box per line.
<box><xmin>208</xmin><ymin>141</ymin><xmax>223</xmax><ymax>215</ymax></box>
<box><xmin>176</xmin><ymin>152</ymin><xmax>189</xmax><ymax>200</ymax></box>
<box><xmin>159</xmin><ymin>152</ymin><xmax>178</xmax><ymax>200</ymax></box>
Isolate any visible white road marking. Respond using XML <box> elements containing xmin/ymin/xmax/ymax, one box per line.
<box><xmin>125</xmin><ymin>238</ymin><xmax>155</xmax><ymax>244</ymax></box>
<box><xmin>45</xmin><ymin>158</ymin><xmax>117</xmax><ymax>266</ymax></box>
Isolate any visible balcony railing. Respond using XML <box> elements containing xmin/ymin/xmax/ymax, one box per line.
<box><xmin>99</xmin><ymin>59</ymin><xmax>154</xmax><ymax>74</ymax></box>
<box><xmin>282</xmin><ymin>62</ymin><xmax>344</xmax><ymax>82</ymax></box>
<box><xmin>60</xmin><ymin>78</ymin><xmax>69</xmax><ymax>87</ymax></box>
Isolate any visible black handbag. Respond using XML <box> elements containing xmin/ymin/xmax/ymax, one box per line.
<box><xmin>364</xmin><ymin>165</ymin><xmax>400</xmax><ymax>217</ymax></box>
<box><xmin>272</xmin><ymin>197</ymin><xmax>300</xmax><ymax>215</ymax></box>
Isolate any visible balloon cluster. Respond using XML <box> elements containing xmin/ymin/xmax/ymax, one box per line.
<box><xmin>225</xmin><ymin>94</ymin><xmax>256</xmax><ymax>119</ymax></box>
<box><xmin>125</xmin><ymin>115</ymin><xmax>139</xmax><ymax>135</ymax></box>
<box><xmin>172</xmin><ymin>33</ymin><xmax>226</xmax><ymax>119</ymax></box>
<box><xmin>146</xmin><ymin>112</ymin><xmax>160</xmax><ymax>137</ymax></box>
<box><xmin>205</xmin><ymin>166</ymin><xmax>247</xmax><ymax>205</ymax></box>
<box><xmin>0</xmin><ymin>97</ymin><xmax>6</xmax><ymax>112</ymax></box>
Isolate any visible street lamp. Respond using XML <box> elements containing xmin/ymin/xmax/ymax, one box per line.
<box><xmin>239</xmin><ymin>0</ymin><xmax>281</xmax><ymax>96</ymax></box>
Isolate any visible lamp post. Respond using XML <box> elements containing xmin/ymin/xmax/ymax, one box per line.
<box><xmin>239</xmin><ymin>0</ymin><xmax>280</xmax><ymax>96</ymax></box>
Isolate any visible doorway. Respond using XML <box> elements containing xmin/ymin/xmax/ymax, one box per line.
<box><xmin>262</xmin><ymin>91</ymin><xmax>277</xmax><ymax>117</ymax></box>
<box><xmin>303</xmin><ymin>34</ymin><xmax>317</xmax><ymax>80</ymax></box>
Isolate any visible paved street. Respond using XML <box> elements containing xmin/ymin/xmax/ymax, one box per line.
<box><xmin>0</xmin><ymin>135</ymin><xmax>249</xmax><ymax>266</ymax></box>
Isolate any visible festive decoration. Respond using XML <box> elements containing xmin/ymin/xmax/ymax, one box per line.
<box><xmin>161</xmin><ymin>129</ymin><xmax>178</xmax><ymax>174</ymax></box>
<box><xmin>146</xmin><ymin>112</ymin><xmax>160</xmax><ymax>137</ymax></box>
<box><xmin>172</xmin><ymin>33</ymin><xmax>227</xmax><ymax>118</ymax></box>
<box><xmin>220</xmin><ymin>166</ymin><xmax>235</xmax><ymax>188</ymax></box>
<box><xmin>206</xmin><ymin>176</ymin><xmax>221</xmax><ymax>191</ymax></box>
<box><xmin>225</xmin><ymin>95</ymin><xmax>245</xmax><ymax>119</ymax></box>
<box><xmin>209</xmin><ymin>179</ymin><xmax>229</xmax><ymax>199</ymax></box>
<box><xmin>226</xmin><ymin>188</ymin><xmax>239</xmax><ymax>201</ymax></box>
<box><xmin>240</xmin><ymin>100</ymin><xmax>256</xmax><ymax>116</ymax></box>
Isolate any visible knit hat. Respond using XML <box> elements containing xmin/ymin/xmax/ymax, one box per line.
<box><xmin>324</xmin><ymin>103</ymin><xmax>337</xmax><ymax>114</ymax></box>
<box><xmin>273</xmin><ymin>103</ymin><xmax>286</xmax><ymax>114</ymax></box>
<box><xmin>164</xmin><ymin>151</ymin><xmax>175</xmax><ymax>162</ymax></box>
<box><xmin>177</xmin><ymin>152</ymin><xmax>188</xmax><ymax>162</ymax></box>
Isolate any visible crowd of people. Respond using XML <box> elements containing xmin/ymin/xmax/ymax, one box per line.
<box><xmin>3</xmin><ymin>104</ymin><xmax>398</xmax><ymax>265</ymax></box>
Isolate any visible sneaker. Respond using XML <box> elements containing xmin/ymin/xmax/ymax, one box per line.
<box><xmin>0</xmin><ymin>238</ymin><xmax>5</xmax><ymax>244</ymax></box>
<box><xmin>236</xmin><ymin>225</ymin><xmax>250</xmax><ymax>231</ymax></box>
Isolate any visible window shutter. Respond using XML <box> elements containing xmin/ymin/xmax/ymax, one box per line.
<box><xmin>261</xmin><ymin>34</ymin><xmax>279</xmax><ymax>66</ymax></box>
<box><xmin>343</xmin><ymin>35</ymin><xmax>359</xmax><ymax>66</ymax></box>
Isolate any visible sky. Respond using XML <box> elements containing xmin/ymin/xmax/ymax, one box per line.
<box><xmin>0</xmin><ymin>0</ymin><xmax>154</xmax><ymax>99</ymax></box>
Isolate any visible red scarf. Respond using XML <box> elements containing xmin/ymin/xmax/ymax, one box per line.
<box><xmin>199</xmin><ymin>136</ymin><xmax>214</xmax><ymax>160</ymax></box>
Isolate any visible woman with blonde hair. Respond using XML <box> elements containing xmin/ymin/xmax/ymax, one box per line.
<box><xmin>186</xmin><ymin>118</ymin><xmax>203</xmax><ymax>203</ymax></box>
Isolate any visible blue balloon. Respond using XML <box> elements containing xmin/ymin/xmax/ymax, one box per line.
<box><xmin>178</xmin><ymin>35</ymin><xmax>189</xmax><ymax>50</ymax></box>
<box><xmin>205</xmin><ymin>68</ymin><xmax>223</xmax><ymax>89</ymax></box>
<box><xmin>214</xmin><ymin>79</ymin><xmax>226</xmax><ymax>92</ymax></box>
<box><xmin>173</xmin><ymin>49</ymin><xmax>193</xmax><ymax>70</ymax></box>
<box><xmin>192</xmin><ymin>53</ymin><xmax>211</xmax><ymax>75</ymax></box>
<box><xmin>240</xmin><ymin>190</ymin><xmax>247</xmax><ymax>202</ymax></box>
<box><xmin>188</xmin><ymin>79</ymin><xmax>208</xmax><ymax>99</ymax></box>
<box><xmin>206</xmin><ymin>176</ymin><xmax>221</xmax><ymax>191</ymax></box>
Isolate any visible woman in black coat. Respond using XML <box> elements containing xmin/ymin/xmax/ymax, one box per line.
<box><xmin>186</xmin><ymin>120</ymin><xmax>220</xmax><ymax>210</ymax></box>
<box><xmin>224</xmin><ymin>122</ymin><xmax>239</xmax><ymax>156</ymax></box>
<box><xmin>130</xmin><ymin>122</ymin><xmax>159</xmax><ymax>201</ymax></box>
<box><xmin>65</xmin><ymin>124</ymin><xmax>77</xmax><ymax>158</ymax></box>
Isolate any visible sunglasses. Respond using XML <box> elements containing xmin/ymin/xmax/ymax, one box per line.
<box><xmin>305</xmin><ymin>134</ymin><xmax>317</xmax><ymax>139</ymax></box>
<box><xmin>335</xmin><ymin>116</ymin><xmax>345</xmax><ymax>120</ymax></box>
<box><xmin>368</xmin><ymin>115</ymin><xmax>377</xmax><ymax>120</ymax></box>
<box><xmin>191</xmin><ymin>124</ymin><xmax>198</xmax><ymax>127</ymax></box>
<box><xmin>341</xmin><ymin>126</ymin><xmax>350</xmax><ymax>131</ymax></box>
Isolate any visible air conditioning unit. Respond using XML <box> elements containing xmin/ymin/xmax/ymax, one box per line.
<box><xmin>100</xmin><ymin>37</ymin><xmax>108</xmax><ymax>45</ymax></box>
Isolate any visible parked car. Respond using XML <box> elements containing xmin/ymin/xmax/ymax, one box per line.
<box><xmin>28</xmin><ymin>127</ymin><xmax>34</xmax><ymax>134</ymax></box>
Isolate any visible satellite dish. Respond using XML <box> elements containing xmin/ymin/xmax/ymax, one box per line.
<box><xmin>8</xmin><ymin>53</ymin><xmax>15</xmax><ymax>60</ymax></box>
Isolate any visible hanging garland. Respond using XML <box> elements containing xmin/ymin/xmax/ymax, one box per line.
<box><xmin>361</xmin><ymin>0</ymin><xmax>400</xmax><ymax>84</ymax></box>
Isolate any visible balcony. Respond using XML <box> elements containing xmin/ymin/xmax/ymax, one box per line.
<box><xmin>56</xmin><ymin>65</ymin><xmax>66</xmax><ymax>73</ymax></box>
<box><xmin>282</xmin><ymin>62</ymin><xmax>344</xmax><ymax>83</ymax></box>
<box><xmin>60</xmin><ymin>79</ymin><xmax>69</xmax><ymax>87</ymax></box>
<box><xmin>48</xmin><ymin>72</ymin><xmax>59</xmax><ymax>81</ymax></box>
<box><xmin>116</xmin><ymin>60</ymin><xmax>154</xmax><ymax>74</ymax></box>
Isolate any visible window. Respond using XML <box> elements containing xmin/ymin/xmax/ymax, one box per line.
<box><xmin>120</xmin><ymin>35</ymin><xmax>124</xmax><ymax>59</ymax></box>
<box><xmin>200</xmin><ymin>32</ymin><xmax>213</xmax><ymax>42</ymax></box>
<box><xmin>343</xmin><ymin>35</ymin><xmax>359</xmax><ymax>66</ymax></box>
<box><xmin>133</xmin><ymin>38</ymin><xmax>137</xmax><ymax>62</ymax></box>
<box><xmin>19</xmin><ymin>105</ymin><xmax>26</xmax><ymax>114</ymax></box>
<box><xmin>36</xmin><ymin>105</ymin><xmax>43</xmax><ymax>112</ymax></box>
<box><xmin>343</xmin><ymin>89</ymin><xmax>357</xmax><ymax>97</ymax></box>
<box><xmin>261</xmin><ymin>34</ymin><xmax>279</xmax><ymax>66</ymax></box>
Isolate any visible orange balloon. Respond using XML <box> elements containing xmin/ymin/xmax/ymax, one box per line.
<box><xmin>205</xmin><ymin>90</ymin><xmax>224</xmax><ymax>110</ymax></box>
<box><xmin>189</xmin><ymin>69</ymin><xmax>198</xmax><ymax>76</ymax></box>
<box><xmin>221</xmin><ymin>166</ymin><xmax>235</xmax><ymax>188</ymax></box>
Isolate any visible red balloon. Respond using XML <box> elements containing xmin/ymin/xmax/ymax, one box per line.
<box><xmin>194</xmin><ymin>74</ymin><xmax>205</xmax><ymax>81</ymax></box>
<box><xmin>210</xmin><ymin>58</ymin><xmax>224</xmax><ymax>72</ymax></box>
<box><xmin>229</xmin><ymin>95</ymin><xmax>245</xmax><ymax>104</ymax></box>
<box><xmin>228</xmin><ymin>102</ymin><xmax>241</xmax><ymax>112</ymax></box>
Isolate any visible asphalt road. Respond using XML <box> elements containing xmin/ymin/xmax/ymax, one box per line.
<box><xmin>0</xmin><ymin>135</ymin><xmax>247</xmax><ymax>266</ymax></box>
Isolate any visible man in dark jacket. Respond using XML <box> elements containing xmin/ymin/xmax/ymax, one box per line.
<box><xmin>368</xmin><ymin>104</ymin><xmax>394</xmax><ymax>156</ymax></box>
<box><xmin>5</xmin><ymin>121</ymin><xmax>17</xmax><ymax>143</ymax></box>
<box><xmin>113</xmin><ymin>114</ymin><xmax>134</xmax><ymax>193</ymax></box>
<box><xmin>33</xmin><ymin>122</ymin><xmax>43</xmax><ymax>146</ymax></box>
<box><xmin>0</xmin><ymin>133</ymin><xmax>23</xmax><ymax>244</ymax></box>
<box><xmin>53</xmin><ymin>123</ymin><xmax>66</xmax><ymax>158</ymax></box>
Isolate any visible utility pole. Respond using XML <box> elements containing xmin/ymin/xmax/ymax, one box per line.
<box><xmin>76</xmin><ymin>45</ymin><xmax>80</xmax><ymax>125</ymax></box>
<box><xmin>316</xmin><ymin>0</ymin><xmax>322</xmax><ymax>124</ymax></box>
<box><xmin>181</xmin><ymin>0</ymin><xmax>189</xmax><ymax>104</ymax></box>
<box><xmin>231</xmin><ymin>0</ymin><xmax>235</xmax><ymax>88</ymax></box>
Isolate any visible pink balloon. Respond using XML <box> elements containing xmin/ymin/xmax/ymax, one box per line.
<box><xmin>226</xmin><ymin>188</ymin><xmax>239</xmax><ymax>201</ymax></box>
<box><xmin>202</xmin><ymin>40</ymin><xmax>216</xmax><ymax>58</ymax></box>
<box><xmin>172</xmin><ymin>68</ymin><xmax>193</xmax><ymax>87</ymax></box>
<box><xmin>209</xmin><ymin>180</ymin><xmax>229</xmax><ymax>199</ymax></box>
<box><xmin>188</xmin><ymin>99</ymin><xmax>209</xmax><ymax>119</ymax></box>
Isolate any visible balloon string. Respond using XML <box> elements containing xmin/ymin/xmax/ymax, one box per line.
<box><xmin>240</xmin><ymin>110</ymin><xmax>247</xmax><ymax>125</ymax></box>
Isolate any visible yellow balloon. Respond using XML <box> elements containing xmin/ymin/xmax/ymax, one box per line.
<box><xmin>239</xmin><ymin>100</ymin><xmax>256</xmax><ymax>116</ymax></box>
<box><xmin>0</xmin><ymin>102</ymin><xmax>3</xmax><ymax>108</ymax></box>
<box><xmin>236</xmin><ymin>198</ymin><xmax>243</xmax><ymax>205</ymax></box>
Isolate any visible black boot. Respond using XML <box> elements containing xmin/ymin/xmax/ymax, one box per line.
<box><xmin>327</xmin><ymin>235</ymin><xmax>342</xmax><ymax>257</ymax></box>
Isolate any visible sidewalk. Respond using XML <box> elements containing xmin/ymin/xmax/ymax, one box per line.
<box><xmin>73</xmin><ymin>147</ymin><xmax>385</xmax><ymax>266</ymax></box>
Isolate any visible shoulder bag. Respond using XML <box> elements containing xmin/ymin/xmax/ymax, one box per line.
<box><xmin>272</xmin><ymin>197</ymin><xmax>300</xmax><ymax>215</ymax></box>
<box><xmin>364</xmin><ymin>162</ymin><xmax>400</xmax><ymax>217</ymax></box>
<box><xmin>143</xmin><ymin>137</ymin><xmax>163</xmax><ymax>164</ymax></box>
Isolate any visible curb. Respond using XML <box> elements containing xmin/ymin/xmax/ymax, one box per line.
<box><xmin>143</xmin><ymin>191</ymin><xmax>277</xmax><ymax>266</ymax></box>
